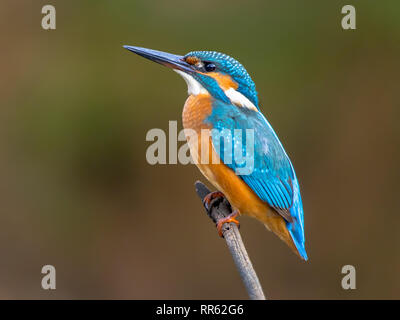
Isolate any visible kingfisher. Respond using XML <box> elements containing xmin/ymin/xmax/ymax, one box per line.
<box><xmin>124</xmin><ymin>46</ymin><xmax>308</xmax><ymax>260</ymax></box>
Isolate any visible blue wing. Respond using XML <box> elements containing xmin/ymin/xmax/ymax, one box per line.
<box><xmin>206</xmin><ymin>100</ymin><xmax>307</xmax><ymax>259</ymax></box>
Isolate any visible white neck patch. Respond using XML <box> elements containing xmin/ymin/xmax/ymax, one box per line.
<box><xmin>174</xmin><ymin>70</ymin><xmax>257</xmax><ymax>111</ymax></box>
<box><xmin>224</xmin><ymin>88</ymin><xmax>258</xmax><ymax>111</ymax></box>
<box><xmin>174</xmin><ymin>70</ymin><xmax>208</xmax><ymax>96</ymax></box>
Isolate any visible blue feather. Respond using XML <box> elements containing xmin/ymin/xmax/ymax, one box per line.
<box><xmin>184</xmin><ymin>51</ymin><xmax>259</xmax><ymax>108</ymax></box>
<box><xmin>205</xmin><ymin>100</ymin><xmax>307</xmax><ymax>260</ymax></box>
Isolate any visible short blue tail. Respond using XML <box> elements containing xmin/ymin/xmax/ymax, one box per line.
<box><xmin>286</xmin><ymin>176</ymin><xmax>308</xmax><ymax>260</ymax></box>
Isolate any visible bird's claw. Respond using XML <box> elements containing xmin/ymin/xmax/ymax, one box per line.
<box><xmin>217</xmin><ymin>210</ymin><xmax>240</xmax><ymax>237</ymax></box>
<box><xmin>202</xmin><ymin>191</ymin><xmax>225</xmax><ymax>211</ymax></box>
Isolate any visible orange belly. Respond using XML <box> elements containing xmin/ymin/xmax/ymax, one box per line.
<box><xmin>182</xmin><ymin>94</ymin><xmax>299</xmax><ymax>257</ymax></box>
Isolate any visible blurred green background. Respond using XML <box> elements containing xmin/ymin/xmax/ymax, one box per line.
<box><xmin>0</xmin><ymin>1</ymin><xmax>399</xmax><ymax>299</ymax></box>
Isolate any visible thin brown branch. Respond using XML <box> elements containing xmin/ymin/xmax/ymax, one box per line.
<box><xmin>195</xmin><ymin>181</ymin><xmax>266</xmax><ymax>300</ymax></box>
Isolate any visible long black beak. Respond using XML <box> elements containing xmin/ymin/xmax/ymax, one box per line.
<box><xmin>123</xmin><ymin>45</ymin><xmax>194</xmax><ymax>73</ymax></box>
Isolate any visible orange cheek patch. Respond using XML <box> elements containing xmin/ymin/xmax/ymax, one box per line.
<box><xmin>185</xmin><ymin>56</ymin><xmax>200</xmax><ymax>65</ymax></box>
<box><xmin>205</xmin><ymin>72</ymin><xmax>238</xmax><ymax>90</ymax></box>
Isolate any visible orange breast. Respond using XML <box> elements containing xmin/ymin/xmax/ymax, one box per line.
<box><xmin>182</xmin><ymin>94</ymin><xmax>299</xmax><ymax>257</ymax></box>
<box><xmin>182</xmin><ymin>94</ymin><xmax>212</xmax><ymax>131</ymax></box>
<box><xmin>182</xmin><ymin>94</ymin><xmax>269</xmax><ymax>216</ymax></box>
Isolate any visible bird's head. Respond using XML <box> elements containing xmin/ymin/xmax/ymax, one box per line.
<box><xmin>124</xmin><ymin>46</ymin><xmax>259</xmax><ymax>110</ymax></box>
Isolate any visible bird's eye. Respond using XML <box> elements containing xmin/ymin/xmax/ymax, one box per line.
<box><xmin>204</xmin><ymin>62</ymin><xmax>216</xmax><ymax>72</ymax></box>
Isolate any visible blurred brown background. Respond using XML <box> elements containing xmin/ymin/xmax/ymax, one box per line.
<box><xmin>0</xmin><ymin>1</ymin><xmax>399</xmax><ymax>299</ymax></box>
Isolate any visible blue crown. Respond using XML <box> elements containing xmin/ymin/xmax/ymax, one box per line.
<box><xmin>184</xmin><ymin>51</ymin><xmax>259</xmax><ymax>108</ymax></box>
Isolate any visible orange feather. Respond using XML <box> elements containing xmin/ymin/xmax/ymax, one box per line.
<box><xmin>182</xmin><ymin>94</ymin><xmax>300</xmax><ymax>258</ymax></box>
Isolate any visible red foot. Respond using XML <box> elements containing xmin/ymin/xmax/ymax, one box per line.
<box><xmin>203</xmin><ymin>191</ymin><xmax>225</xmax><ymax>211</ymax></box>
<box><xmin>217</xmin><ymin>210</ymin><xmax>240</xmax><ymax>237</ymax></box>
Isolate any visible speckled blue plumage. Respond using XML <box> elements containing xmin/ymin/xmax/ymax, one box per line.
<box><xmin>184</xmin><ymin>51</ymin><xmax>259</xmax><ymax>109</ymax></box>
<box><xmin>206</xmin><ymin>100</ymin><xmax>307</xmax><ymax>260</ymax></box>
